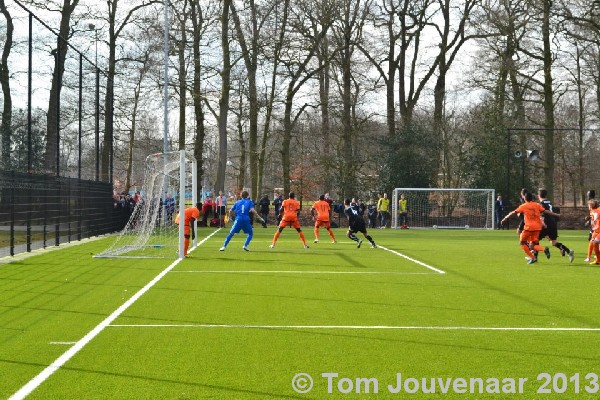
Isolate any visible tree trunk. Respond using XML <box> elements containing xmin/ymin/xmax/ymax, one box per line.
<box><xmin>318</xmin><ymin>35</ymin><xmax>331</xmax><ymax>192</ymax></box>
<box><xmin>215</xmin><ymin>0</ymin><xmax>231</xmax><ymax>193</ymax></box>
<box><xmin>44</xmin><ymin>0</ymin><xmax>80</xmax><ymax>174</ymax></box>
<box><xmin>541</xmin><ymin>0</ymin><xmax>555</xmax><ymax>196</ymax></box>
<box><xmin>282</xmin><ymin>94</ymin><xmax>293</xmax><ymax>196</ymax></box>
<box><xmin>0</xmin><ymin>0</ymin><xmax>13</xmax><ymax>170</ymax></box>
<box><xmin>340</xmin><ymin>19</ymin><xmax>354</xmax><ymax>198</ymax></box>
<box><xmin>190</xmin><ymin>0</ymin><xmax>206</xmax><ymax>202</ymax></box>
<box><xmin>229</xmin><ymin>0</ymin><xmax>258</xmax><ymax>198</ymax></box>
<box><xmin>178</xmin><ymin>7</ymin><xmax>188</xmax><ymax>151</ymax></box>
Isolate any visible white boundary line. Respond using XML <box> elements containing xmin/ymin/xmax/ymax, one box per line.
<box><xmin>171</xmin><ymin>270</ymin><xmax>436</xmax><ymax>275</ymax></box>
<box><xmin>378</xmin><ymin>245</ymin><xmax>446</xmax><ymax>274</ymax></box>
<box><xmin>107</xmin><ymin>323</ymin><xmax>600</xmax><ymax>332</ymax></box>
<box><xmin>8</xmin><ymin>230</ymin><xmax>220</xmax><ymax>400</ymax></box>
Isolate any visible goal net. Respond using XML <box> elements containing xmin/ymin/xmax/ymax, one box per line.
<box><xmin>391</xmin><ymin>188</ymin><xmax>495</xmax><ymax>229</ymax></box>
<box><xmin>95</xmin><ymin>150</ymin><xmax>197</xmax><ymax>258</ymax></box>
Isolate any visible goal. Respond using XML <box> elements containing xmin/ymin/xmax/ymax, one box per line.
<box><xmin>391</xmin><ymin>188</ymin><xmax>495</xmax><ymax>229</ymax></box>
<box><xmin>95</xmin><ymin>150</ymin><xmax>197</xmax><ymax>258</ymax></box>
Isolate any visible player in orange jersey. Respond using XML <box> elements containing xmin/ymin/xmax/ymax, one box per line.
<box><xmin>585</xmin><ymin>199</ymin><xmax>600</xmax><ymax>265</ymax></box>
<box><xmin>501</xmin><ymin>192</ymin><xmax>555</xmax><ymax>264</ymax></box>
<box><xmin>269</xmin><ymin>192</ymin><xmax>308</xmax><ymax>249</ymax></box>
<box><xmin>310</xmin><ymin>194</ymin><xmax>337</xmax><ymax>244</ymax></box>
<box><xmin>175</xmin><ymin>204</ymin><xmax>200</xmax><ymax>256</ymax></box>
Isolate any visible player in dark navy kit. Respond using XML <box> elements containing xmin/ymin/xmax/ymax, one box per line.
<box><xmin>220</xmin><ymin>190</ymin><xmax>265</xmax><ymax>251</ymax></box>
<box><xmin>343</xmin><ymin>198</ymin><xmax>377</xmax><ymax>248</ymax></box>
<box><xmin>537</xmin><ymin>188</ymin><xmax>574</xmax><ymax>262</ymax></box>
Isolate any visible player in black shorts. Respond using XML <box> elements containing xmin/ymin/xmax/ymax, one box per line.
<box><xmin>343</xmin><ymin>198</ymin><xmax>377</xmax><ymax>248</ymax></box>
<box><xmin>537</xmin><ymin>188</ymin><xmax>574</xmax><ymax>262</ymax></box>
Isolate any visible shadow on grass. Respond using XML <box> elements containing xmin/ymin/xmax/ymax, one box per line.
<box><xmin>0</xmin><ymin>357</ymin><xmax>310</xmax><ymax>399</ymax></box>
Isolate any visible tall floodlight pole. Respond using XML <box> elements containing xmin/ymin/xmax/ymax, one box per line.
<box><xmin>163</xmin><ymin>1</ymin><xmax>169</xmax><ymax>156</ymax></box>
<box><xmin>161</xmin><ymin>0</ymin><xmax>174</xmax><ymax>241</ymax></box>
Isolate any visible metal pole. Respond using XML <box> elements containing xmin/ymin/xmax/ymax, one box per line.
<box><xmin>95</xmin><ymin>66</ymin><xmax>100</xmax><ymax>181</ymax></box>
<box><xmin>78</xmin><ymin>53</ymin><xmax>82</xmax><ymax>179</ymax></box>
<box><xmin>27</xmin><ymin>13</ymin><xmax>32</xmax><ymax>174</ymax></box>
<box><xmin>163</xmin><ymin>0</ymin><xmax>169</xmax><ymax>155</ymax></box>
<box><xmin>521</xmin><ymin>155</ymin><xmax>525</xmax><ymax>190</ymax></box>
<box><xmin>162</xmin><ymin>0</ymin><xmax>170</xmax><ymax>228</ymax></box>
<box><xmin>179</xmin><ymin>150</ymin><xmax>185</xmax><ymax>258</ymax></box>
<box><xmin>55</xmin><ymin>41</ymin><xmax>60</xmax><ymax>178</ymax></box>
<box><xmin>192</xmin><ymin>159</ymin><xmax>198</xmax><ymax>247</ymax></box>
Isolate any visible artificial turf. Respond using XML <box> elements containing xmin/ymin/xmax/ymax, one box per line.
<box><xmin>1</xmin><ymin>227</ymin><xmax>599</xmax><ymax>399</ymax></box>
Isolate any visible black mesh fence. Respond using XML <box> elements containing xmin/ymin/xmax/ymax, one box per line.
<box><xmin>4</xmin><ymin>1</ymin><xmax>106</xmax><ymax>180</ymax></box>
<box><xmin>0</xmin><ymin>171</ymin><xmax>129</xmax><ymax>257</ymax></box>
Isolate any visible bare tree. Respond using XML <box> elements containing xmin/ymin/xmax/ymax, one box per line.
<box><xmin>430</xmin><ymin>0</ymin><xmax>484</xmax><ymax>187</ymax></box>
<box><xmin>189</xmin><ymin>0</ymin><xmax>214</xmax><ymax>200</ymax></box>
<box><xmin>35</xmin><ymin>0</ymin><xmax>81</xmax><ymax>174</ymax></box>
<box><xmin>172</xmin><ymin>0</ymin><xmax>189</xmax><ymax>151</ymax></box>
<box><xmin>278</xmin><ymin>0</ymin><xmax>334</xmax><ymax>195</ymax></box>
<box><xmin>99</xmin><ymin>0</ymin><xmax>160</xmax><ymax>183</ymax></box>
<box><xmin>257</xmin><ymin>0</ymin><xmax>289</xmax><ymax>194</ymax></box>
<box><xmin>360</xmin><ymin>0</ymin><xmax>435</xmax><ymax>133</ymax></box>
<box><xmin>214</xmin><ymin>0</ymin><xmax>232</xmax><ymax>193</ymax></box>
<box><xmin>330</xmin><ymin>0</ymin><xmax>372</xmax><ymax>196</ymax></box>
<box><xmin>229</xmin><ymin>0</ymin><xmax>261</xmax><ymax>198</ymax></box>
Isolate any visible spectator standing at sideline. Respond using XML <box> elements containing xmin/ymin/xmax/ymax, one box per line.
<box><xmin>495</xmin><ymin>195</ymin><xmax>506</xmax><ymax>230</ymax></box>
<box><xmin>325</xmin><ymin>193</ymin><xmax>334</xmax><ymax>218</ymax></box>
<box><xmin>258</xmin><ymin>194</ymin><xmax>270</xmax><ymax>227</ymax></box>
<box><xmin>272</xmin><ymin>192</ymin><xmax>283</xmax><ymax>225</ymax></box>
<box><xmin>164</xmin><ymin>193</ymin><xmax>175</xmax><ymax>223</ymax></box>
<box><xmin>367</xmin><ymin>199</ymin><xmax>377</xmax><ymax>229</ymax></box>
<box><xmin>215</xmin><ymin>191</ymin><xmax>227</xmax><ymax>227</ymax></box>
<box><xmin>201</xmin><ymin>195</ymin><xmax>214</xmax><ymax>227</ymax></box>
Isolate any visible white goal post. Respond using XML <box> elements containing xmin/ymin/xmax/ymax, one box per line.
<box><xmin>391</xmin><ymin>188</ymin><xmax>495</xmax><ymax>230</ymax></box>
<box><xmin>95</xmin><ymin>150</ymin><xmax>197</xmax><ymax>258</ymax></box>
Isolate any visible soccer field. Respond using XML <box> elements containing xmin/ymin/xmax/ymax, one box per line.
<box><xmin>1</xmin><ymin>228</ymin><xmax>600</xmax><ymax>399</ymax></box>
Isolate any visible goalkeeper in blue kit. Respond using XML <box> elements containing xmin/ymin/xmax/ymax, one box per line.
<box><xmin>219</xmin><ymin>190</ymin><xmax>265</xmax><ymax>252</ymax></box>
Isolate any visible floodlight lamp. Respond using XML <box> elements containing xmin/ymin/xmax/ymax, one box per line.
<box><xmin>527</xmin><ymin>150</ymin><xmax>539</xmax><ymax>161</ymax></box>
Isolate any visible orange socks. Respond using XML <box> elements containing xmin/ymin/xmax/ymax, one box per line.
<box><xmin>520</xmin><ymin>244</ymin><xmax>534</xmax><ymax>259</ymax></box>
<box><xmin>327</xmin><ymin>228</ymin><xmax>336</xmax><ymax>241</ymax></box>
<box><xmin>272</xmin><ymin>231</ymin><xmax>281</xmax><ymax>245</ymax></box>
<box><xmin>299</xmin><ymin>231</ymin><xmax>307</xmax><ymax>246</ymax></box>
<box><xmin>184</xmin><ymin>238</ymin><xmax>190</xmax><ymax>256</ymax></box>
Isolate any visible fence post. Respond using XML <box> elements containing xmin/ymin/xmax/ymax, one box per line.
<box><xmin>10</xmin><ymin>171</ymin><xmax>15</xmax><ymax>256</ymax></box>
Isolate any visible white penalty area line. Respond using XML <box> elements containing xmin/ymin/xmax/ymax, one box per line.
<box><xmin>378</xmin><ymin>245</ymin><xmax>446</xmax><ymax>274</ymax></box>
<box><xmin>8</xmin><ymin>230</ymin><xmax>220</xmax><ymax>400</ymax></box>
<box><xmin>171</xmin><ymin>270</ymin><xmax>436</xmax><ymax>275</ymax></box>
<box><xmin>107</xmin><ymin>324</ymin><xmax>600</xmax><ymax>332</ymax></box>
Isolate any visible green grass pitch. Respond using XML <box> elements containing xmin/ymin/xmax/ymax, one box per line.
<box><xmin>1</xmin><ymin>227</ymin><xmax>600</xmax><ymax>399</ymax></box>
